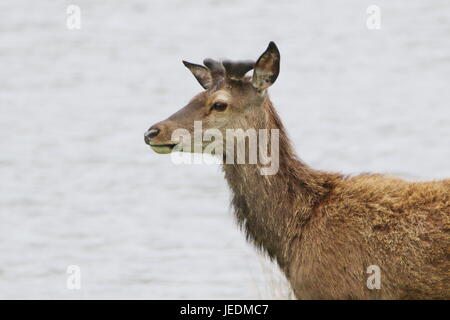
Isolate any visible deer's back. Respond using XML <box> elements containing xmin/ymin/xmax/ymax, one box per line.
<box><xmin>289</xmin><ymin>175</ymin><xmax>450</xmax><ymax>299</ymax></box>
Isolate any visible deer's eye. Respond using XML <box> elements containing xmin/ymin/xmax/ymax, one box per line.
<box><xmin>212</xmin><ymin>102</ymin><xmax>228</xmax><ymax>112</ymax></box>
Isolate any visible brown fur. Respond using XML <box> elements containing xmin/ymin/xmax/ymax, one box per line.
<box><xmin>145</xmin><ymin>43</ymin><xmax>450</xmax><ymax>299</ymax></box>
<box><xmin>224</xmin><ymin>98</ymin><xmax>449</xmax><ymax>299</ymax></box>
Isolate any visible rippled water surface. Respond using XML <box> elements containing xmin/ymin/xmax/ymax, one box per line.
<box><xmin>0</xmin><ymin>0</ymin><xmax>449</xmax><ymax>299</ymax></box>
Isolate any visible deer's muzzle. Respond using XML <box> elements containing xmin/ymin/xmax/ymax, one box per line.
<box><xmin>144</xmin><ymin>124</ymin><xmax>178</xmax><ymax>154</ymax></box>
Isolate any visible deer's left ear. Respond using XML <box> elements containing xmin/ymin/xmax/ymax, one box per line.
<box><xmin>182</xmin><ymin>60</ymin><xmax>213</xmax><ymax>89</ymax></box>
<box><xmin>252</xmin><ymin>41</ymin><xmax>280</xmax><ymax>91</ymax></box>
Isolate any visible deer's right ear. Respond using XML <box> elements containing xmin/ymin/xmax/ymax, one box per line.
<box><xmin>252</xmin><ymin>41</ymin><xmax>280</xmax><ymax>91</ymax></box>
<box><xmin>182</xmin><ymin>60</ymin><xmax>213</xmax><ymax>89</ymax></box>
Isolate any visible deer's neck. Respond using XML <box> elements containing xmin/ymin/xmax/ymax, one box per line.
<box><xmin>222</xmin><ymin>98</ymin><xmax>335</xmax><ymax>271</ymax></box>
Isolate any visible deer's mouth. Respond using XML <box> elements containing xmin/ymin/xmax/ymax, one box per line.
<box><xmin>149</xmin><ymin>143</ymin><xmax>178</xmax><ymax>154</ymax></box>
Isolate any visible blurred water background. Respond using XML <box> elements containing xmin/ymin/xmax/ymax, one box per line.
<box><xmin>0</xmin><ymin>0</ymin><xmax>449</xmax><ymax>299</ymax></box>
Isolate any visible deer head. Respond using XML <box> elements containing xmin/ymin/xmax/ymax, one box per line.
<box><xmin>144</xmin><ymin>42</ymin><xmax>280</xmax><ymax>157</ymax></box>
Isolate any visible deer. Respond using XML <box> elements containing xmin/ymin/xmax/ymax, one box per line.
<box><xmin>144</xmin><ymin>42</ymin><xmax>449</xmax><ymax>299</ymax></box>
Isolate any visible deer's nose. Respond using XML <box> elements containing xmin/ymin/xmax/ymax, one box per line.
<box><xmin>144</xmin><ymin>127</ymin><xmax>160</xmax><ymax>144</ymax></box>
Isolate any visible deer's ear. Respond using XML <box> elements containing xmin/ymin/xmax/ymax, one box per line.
<box><xmin>252</xmin><ymin>41</ymin><xmax>280</xmax><ymax>91</ymax></box>
<box><xmin>182</xmin><ymin>60</ymin><xmax>213</xmax><ymax>89</ymax></box>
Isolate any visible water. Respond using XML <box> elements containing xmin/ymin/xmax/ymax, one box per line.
<box><xmin>0</xmin><ymin>0</ymin><xmax>449</xmax><ymax>299</ymax></box>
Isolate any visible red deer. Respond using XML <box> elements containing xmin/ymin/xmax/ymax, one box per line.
<box><xmin>144</xmin><ymin>42</ymin><xmax>449</xmax><ymax>299</ymax></box>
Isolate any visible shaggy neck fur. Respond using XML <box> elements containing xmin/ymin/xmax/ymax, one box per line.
<box><xmin>222</xmin><ymin>97</ymin><xmax>340</xmax><ymax>272</ymax></box>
